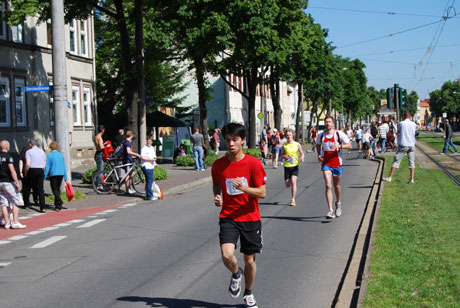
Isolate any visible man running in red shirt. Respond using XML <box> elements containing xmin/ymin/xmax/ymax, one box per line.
<box><xmin>212</xmin><ymin>123</ymin><xmax>266</xmax><ymax>308</ymax></box>
<box><xmin>316</xmin><ymin>116</ymin><xmax>352</xmax><ymax>219</ymax></box>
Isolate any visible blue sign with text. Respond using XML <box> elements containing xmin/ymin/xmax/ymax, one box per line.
<box><xmin>25</xmin><ymin>86</ymin><xmax>52</xmax><ymax>93</ymax></box>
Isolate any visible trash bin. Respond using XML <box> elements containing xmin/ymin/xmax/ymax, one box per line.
<box><xmin>181</xmin><ymin>139</ymin><xmax>191</xmax><ymax>155</ymax></box>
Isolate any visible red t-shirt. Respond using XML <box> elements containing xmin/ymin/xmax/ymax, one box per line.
<box><xmin>212</xmin><ymin>154</ymin><xmax>267</xmax><ymax>222</ymax></box>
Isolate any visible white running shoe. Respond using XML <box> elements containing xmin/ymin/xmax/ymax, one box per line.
<box><xmin>383</xmin><ymin>177</ymin><xmax>392</xmax><ymax>182</ymax></box>
<box><xmin>243</xmin><ymin>293</ymin><xmax>258</xmax><ymax>308</ymax></box>
<box><xmin>326</xmin><ymin>210</ymin><xmax>336</xmax><ymax>219</ymax></box>
<box><xmin>408</xmin><ymin>179</ymin><xmax>414</xmax><ymax>184</ymax></box>
<box><xmin>335</xmin><ymin>203</ymin><xmax>342</xmax><ymax>217</ymax></box>
<box><xmin>229</xmin><ymin>268</ymin><xmax>243</xmax><ymax>298</ymax></box>
<box><xmin>11</xmin><ymin>222</ymin><xmax>26</xmax><ymax>229</ymax></box>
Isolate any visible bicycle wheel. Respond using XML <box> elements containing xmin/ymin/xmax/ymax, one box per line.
<box><xmin>92</xmin><ymin>170</ymin><xmax>115</xmax><ymax>194</ymax></box>
<box><xmin>132</xmin><ymin>168</ymin><xmax>146</xmax><ymax>194</ymax></box>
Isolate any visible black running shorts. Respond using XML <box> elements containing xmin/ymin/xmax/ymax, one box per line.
<box><xmin>219</xmin><ymin>218</ymin><xmax>262</xmax><ymax>255</ymax></box>
<box><xmin>284</xmin><ymin>166</ymin><xmax>299</xmax><ymax>180</ymax></box>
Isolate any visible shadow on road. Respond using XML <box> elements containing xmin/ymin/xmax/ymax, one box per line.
<box><xmin>117</xmin><ymin>296</ymin><xmax>244</xmax><ymax>308</ymax></box>
<box><xmin>262</xmin><ymin>215</ymin><xmax>330</xmax><ymax>223</ymax></box>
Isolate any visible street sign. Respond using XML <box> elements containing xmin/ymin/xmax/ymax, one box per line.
<box><xmin>25</xmin><ymin>85</ymin><xmax>52</xmax><ymax>92</ymax></box>
<box><xmin>443</xmin><ymin>113</ymin><xmax>447</xmax><ymax>118</ymax></box>
<box><xmin>257</xmin><ymin>113</ymin><xmax>264</xmax><ymax>119</ymax></box>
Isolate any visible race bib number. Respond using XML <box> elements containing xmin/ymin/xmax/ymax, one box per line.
<box><xmin>225</xmin><ymin>177</ymin><xmax>249</xmax><ymax>196</ymax></box>
<box><xmin>323</xmin><ymin>141</ymin><xmax>336</xmax><ymax>152</ymax></box>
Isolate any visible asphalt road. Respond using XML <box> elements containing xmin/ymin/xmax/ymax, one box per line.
<box><xmin>0</xmin><ymin>151</ymin><xmax>378</xmax><ymax>308</ymax></box>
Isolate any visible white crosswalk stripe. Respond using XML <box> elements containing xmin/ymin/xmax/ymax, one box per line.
<box><xmin>68</xmin><ymin>219</ymin><xmax>85</xmax><ymax>224</ymax></box>
<box><xmin>8</xmin><ymin>235</ymin><xmax>28</xmax><ymax>241</ymax></box>
<box><xmin>76</xmin><ymin>219</ymin><xmax>106</xmax><ymax>228</ymax></box>
<box><xmin>39</xmin><ymin>226</ymin><xmax>60</xmax><ymax>231</ymax></box>
<box><xmin>0</xmin><ymin>262</ymin><xmax>11</xmax><ymax>268</ymax></box>
<box><xmin>0</xmin><ymin>240</ymin><xmax>11</xmax><ymax>245</ymax></box>
<box><xmin>25</xmin><ymin>230</ymin><xmax>45</xmax><ymax>235</ymax></box>
<box><xmin>30</xmin><ymin>236</ymin><xmax>67</xmax><ymax>249</ymax></box>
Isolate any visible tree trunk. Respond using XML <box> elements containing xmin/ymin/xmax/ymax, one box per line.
<box><xmin>295</xmin><ymin>82</ymin><xmax>303</xmax><ymax>140</ymax></box>
<box><xmin>270</xmin><ymin>66</ymin><xmax>282</xmax><ymax>130</ymax></box>
<box><xmin>135</xmin><ymin>0</ymin><xmax>146</xmax><ymax>152</ymax></box>
<box><xmin>194</xmin><ymin>58</ymin><xmax>209</xmax><ymax>147</ymax></box>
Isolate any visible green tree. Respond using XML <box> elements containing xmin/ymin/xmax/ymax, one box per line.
<box><xmin>402</xmin><ymin>90</ymin><xmax>419</xmax><ymax>116</ymax></box>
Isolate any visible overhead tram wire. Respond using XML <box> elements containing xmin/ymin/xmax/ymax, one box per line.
<box><xmin>336</xmin><ymin>17</ymin><xmax>456</xmax><ymax>49</ymax></box>
<box><xmin>351</xmin><ymin>44</ymin><xmax>460</xmax><ymax>57</ymax></box>
<box><xmin>308</xmin><ymin>6</ymin><xmax>444</xmax><ymax>18</ymax></box>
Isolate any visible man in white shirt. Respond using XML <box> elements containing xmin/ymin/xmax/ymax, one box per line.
<box><xmin>378</xmin><ymin>121</ymin><xmax>389</xmax><ymax>154</ymax></box>
<box><xmin>383</xmin><ymin>112</ymin><xmax>418</xmax><ymax>183</ymax></box>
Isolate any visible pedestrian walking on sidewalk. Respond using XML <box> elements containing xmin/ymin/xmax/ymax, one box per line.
<box><xmin>383</xmin><ymin>112</ymin><xmax>418</xmax><ymax>184</ymax></box>
<box><xmin>354</xmin><ymin>125</ymin><xmax>363</xmax><ymax>153</ymax></box>
<box><xmin>0</xmin><ymin>140</ymin><xmax>26</xmax><ymax>229</ymax></box>
<box><xmin>378</xmin><ymin>121</ymin><xmax>389</xmax><ymax>154</ymax></box>
<box><xmin>44</xmin><ymin>141</ymin><xmax>69</xmax><ymax>211</ymax></box>
<box><xmin>280</xmin><ymin>129</ymin><xmax>304</xmax><ymax>206</ymax></box>
<box><xmin>191</xmin><ymin>128</ymin><xmax>205</xmax><ymax>171</ymax></box>
<box><xmin>212</xmin><ymin>123</ymin><xmax>266</xmax><ymax>308</ymax></box>
<box><xmin>316</xmin><ymin>116</ymin><xmax>352</xmax><ymax>219</ymax></box>
<box><xmin>441</xmin><ymin>119</ymin><xmax>459</xmax><ymax>155</ymax></box>
<box><xmin>23</xmin><ymin>138</ymin><xmax>46</xmax><ymax>212</ymax></box>
<box><xmin>140</xmin><ymin>136</ymin><xmax>157</xmax><ymax>200</ymax></box>
<box><xmin>370</xmin><ymin>122</ymin><xmax>378</xmax><ymax>157</ymax></box>
<box><xmin>271</xmin><ymin>129</ymin><xmax>281</xmax><ymax>168</ymax></box>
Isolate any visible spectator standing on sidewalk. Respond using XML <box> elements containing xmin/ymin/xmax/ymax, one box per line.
<box><xmin>316</xmin><ymin>116</ymin><xmax>352</xmax><ymax>219</ymax></box>
<box><xmin>370</xmin><ymin>122</ymin><xmax>379</xmax><ymax>157</ymax></box>
<box><xmin>441</xmin><ymin>119</ymin><xmax>459</xmax><ymax>155</ymax></box>
<box><xmin>94</xmin><ymin>125</ymin><xmax>105</xmax><ymax>188</ymax></box>
<box><xmin>354</xmin><ymin>125</ymin><xmax>363</xmax><ymax>153</ymax></box>
<box><xmin>212</xmin><ymin>128</ymin><xmax>221</xmax><ymax>154</ymax></box>
<box><xmin>271</xmin><ymin>129</ymin><xmax>281</xmax><ymax>168</ymax></box>
<box><xmin>0</xmin><ymin>140</ymin><xmax>26</xmax><ymax>229</ymax></box>
<box><xmin>378</xmin><ymin>121</ymin><xmax>389</xmax><ymax>154</ymax></box>
<box><xmin>23</xmin><ymin>138</ymin><xmax>46</xmax><ymax>212</ymax></box>
<box><xmin>212</xmin><ymin>123</ymin><xmax>266</xmax><ymax>308</ymax></box>
<box><xmin>140</xmin><ymin>136</ymin><xmax>157</xmax><ymax>200</ymax></box>
<box><xmin>44</xmin><ymin>141</ymin><xmax>69</xmax><ymax>211</ymax></box>
<box><xmin>115</xmin><ymin>128</ymin><xmax>125</xmax><ymax>148</ymax></box>
<box><xmin>122</xmin><ymin>130</ymin><xmax>140</xmax><ymax>194</ymax></box>
<box><xmin>383</xmin><ymin>112</ymin><xmax>418</xmax><ymax>183</ymax></box>
<box><xmin>280</xmin><ymin>129</ymin><xmax>304</xmax><ymax>206</ymax></box>
<box><xmin>191</xmin><ymin>128</ymin><xmax>205</xmax><ymax>171</ymax></box>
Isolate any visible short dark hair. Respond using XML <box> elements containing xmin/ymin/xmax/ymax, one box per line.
<box><xmin>98</xmin><ymin>125</ymin><xmax>105</xmax><ymax>133</ymax></box>
<box><xmin>324</xmin><ymin>115</ymin><xmax>335</xmax><ymax>123</ymax></box>
<box><xmin>222</xmin><ymin>123</ymin><xmax>246</xmax><ymax>140</ymax></box>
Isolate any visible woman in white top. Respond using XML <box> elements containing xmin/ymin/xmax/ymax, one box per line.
<box><xmin>140</xmin><ymin>136</ymin><xmax>157</xmax><ymax>200</ymax></box>
<box><xmin>362</xmin><ymin>126</ymin><xmax>373</xmax><ymax>159</ymax></box>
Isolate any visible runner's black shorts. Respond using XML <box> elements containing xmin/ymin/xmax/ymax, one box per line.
<box><xmin>219</xmin><ymin>218</ymin><xmax>262</xmax><ymax>255</ymax></box>
<box><xmin>284</xmin><ymin>166</ymin><xmax>299</xmax><ymax>180</ymax></box>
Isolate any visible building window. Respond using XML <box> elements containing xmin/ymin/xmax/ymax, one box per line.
<box><xmin>0</xmin><ymin>3</ymin><xmax>6</xmax><ymax>40</ymax></box>
<box><xmin>72</xmin><ymin>86</ymin><xmax>81</xmax><ymax>126</ymax></box>
<box><xmin>49</xmin><ymin>81</ymin><xmax>54</xmax><ymax>126</ymax></box>
<box><xmin>14</xmin><ymin>78</ymin><xmax>26</xmax><ymax>126</ymax></box>
<box><xmin>80</xmin><ymin>20</ymin><xmax>88</xmax><ymax>57</ymax></box>
<box><xmin>0</xmin><ymin>77</ymin><xmax>10</xmax><ymax>127</ymax></box>
<box><xmin>69</xmin><ymin>20</ymin><xmax>76</xmax><ymax>53</ymax></box>
<box><xmin>83</xmin><ymin>87</ymin><xmax>91</xmax><ymax>126</ymax></box>
<box><xmin>46</xmin><ymin>20</ymin><xmax>52</xmax><ymax>46</ymax></box>
<box><xmin>11</xmin><ymin>23</ymin><xmax>22</xmax><ymax>43</ymax></box>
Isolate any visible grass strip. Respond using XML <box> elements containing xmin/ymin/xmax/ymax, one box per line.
<box><xmin>364</xmin><ymin>157</ymin><xmax>460</xmax><ymax>308</ymax></box>
<box><xmin>45</xmin><ymin>191</ymin><xmax>86</xmax><ymax>204</ymax></box>
<box><xmin>417</xmin><ymin>131</ymin><xmax>460</xmax><ymax>152</ymax></box>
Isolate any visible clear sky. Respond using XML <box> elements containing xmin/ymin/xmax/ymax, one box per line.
<box><xmin>306</xmin><ymin>0</ymin><xmax>460</xmax><ymax>100</ymax></box>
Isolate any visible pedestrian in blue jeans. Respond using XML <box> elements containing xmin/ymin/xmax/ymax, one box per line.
<box><xmin>140</xmin><ymin>136</ymin><xmax>157</xmax><ymax>200</ymax></box>
<box><xmin>441</xmin><ymin>119</ymin><xmax>459</xmax><ymax>155</ymax></box>
<box><xmin>94</xmin><ymin>125</ymin><xmax>105</xmax><ymax>187</ymax></box>
<box><xmin>191</xmin><ymin>128</ymin><xmax>205</xmax><ymax>171</ymax></box>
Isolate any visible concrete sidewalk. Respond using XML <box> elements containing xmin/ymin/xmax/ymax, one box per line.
<box><xmin>19</xmin><ymin>161</ymin><xmax>213</xmax><ymax>215</ymax></box>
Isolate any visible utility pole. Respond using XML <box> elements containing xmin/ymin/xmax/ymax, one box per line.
<box><xmin>51</xmin><ymin>0</ymin><xmax>71</xmax><ymax>182</ymax></box>
<box><xmin>135</xmin><ymin>0</ymin><xmax>146</xmax><ymax>150</ymax></box>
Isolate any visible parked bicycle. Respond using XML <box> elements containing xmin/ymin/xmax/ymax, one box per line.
<box><xmin>92</xmin><ymin>157</ymin><xmax>146</xmax><ymax>194</ymax></box>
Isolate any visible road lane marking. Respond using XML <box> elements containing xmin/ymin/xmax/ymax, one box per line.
<box><xmin>0</xmin><ymin>241</ymin><xmax>11</xmax><ymax>245</ymax></box>
<box><xmin>120</xmin><ymin>203</ymin><xmax>136</xmax><ymax>208</ymax></box>
<box><xmin>0</xmin><ymin>262</ymin><xmax>11</xmax><ymax>268</ymax></box>
<box><xmin>9</xmin><ymin>235</ymin><xmax>28</xmax><ymax>241</ymax></box>
<box><xmin>95</xmin><ymin>212</ymin><xmax>108</xmax><ymax>215</ymax></box>
<box><xmin>30</xmin><ymin>236</ymin><xmax>67</xmax><ymax>249</ymax></box>
<box><xmin>69</xmin><ymin>219</ymin><xmax>85</xmax><ymax>224</ymax></box>
<box><xmin>76</xmin><ymin>219</ymin><xmax>106</xmax><ymax>228</ymax></box>
<box><xmin>103</xmin><ymin>209</ymin><xmax>117</xmax><ymax>213</ymax></box>
<box><xmin>55</xmin><ymin>223</ymin><xmax>72</xmax><ymax>227</ymax></box>
<box><xmin>25</xmin><ymin>230</ymin><xmax>45</xmax><ymax>235</ymax></box>
<box><xmin>39</xmin><ymin>226</ymin><xmax>60</xmax><ymax>231</ymax></box>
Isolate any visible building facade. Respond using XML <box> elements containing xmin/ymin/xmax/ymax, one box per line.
<box><xmin>0</xmin><ymin>5</ymin><xmax>97</xmax><ymax>167</ymax></box>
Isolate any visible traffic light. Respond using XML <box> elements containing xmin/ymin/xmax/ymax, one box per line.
<box><xmin>399</xmin><ymin>88</ymin><xmax>405</xmax><ymax>109</ymax></box>
<box><xmin>386</xmin><ymin>88</ymin><xmax>394</xmax><ymax>109</ymax></box>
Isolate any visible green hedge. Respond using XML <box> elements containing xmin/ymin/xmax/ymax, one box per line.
<box><xmin>154</xmin><ymin>167</ymin><xmax>168</xmax><ymax>180</ymax></box>
<box><xmin>82</xmin><ymin>166</ymin><xmax>168</xmax><ymax>183</ymax></box>
<box><xmin>206</xmin><ymin>153</ymin><xmax>220</xmax><ymax>165</ymax></box>
<box><xmin>243</xmin><ymin>148</ymin><xmax>262</xmax><ymax>157</ymax></box>
<box><xmin>82</xmin><ymin>167</ymin><xmax>97</xmax><ymax>184</ymax></box>
<box><xmin>176</xmin><ymin>155</ymin><xmax>195</xmax><ymax>167</ymax></box>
